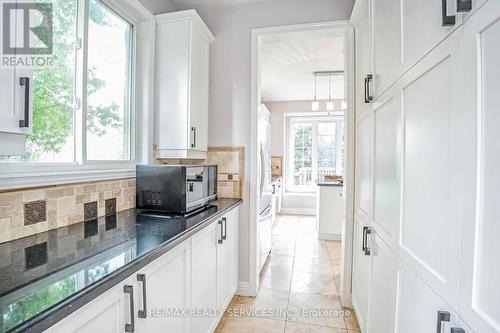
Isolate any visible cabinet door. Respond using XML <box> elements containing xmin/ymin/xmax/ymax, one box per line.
<box><xmin>401</xmin><ymin>0</ymin><xmax>461</xmax><ymax>74</ymax></box>
<box><xmin>372</xmin><ymin>88</ymin><xmax>401</xmax><ymax>248</ymax></box>
<box><xmin>0</xmin><ymin>68</ymin><xmax>33</xmax><ymax>136</ymax></box>
<box><xmin>398</xmin><ymin>29</ymin><xmax>464</xmax><ymax>308</ymax></box>
<box><xmin>355</xmin><ymin>111</ymin><xmax>372</xmax><ymax>220</ymax></box>
<box><xmin>367</xmin><ymin>234</ymin><xmax>397</xmax><ymax>333</ymax></box>
<box><xmin>136</xmin><ymin>240</ymin><xmax>192</xmax><ymax>333</ymax></box>
<box><xmin>353</xmin><ymin>0</ymin><xmax>373</xmax><ymax>113</ymax></box>
<box><xmin>191</xmin><ymin>222</ymin><xmax>219</xmax><ymax>333</ymax></box>
<box><xmin>351</xmin><ymin>216</ymin><xmax>372</xmax><ymax>332</ymax></box>
<box><xmin>372</xmin><ymin>0</ymin><xmax>402</xmax><ymax>97</ymax></box>
<box><xmin>459</xmin><ymin>2</ymin><xmax>500</xmax><ymax>332</ymax></box>
<box><xmin>395</xmin><ymin>258</ymin><xmax>459</xmax><ymax>333</ymax></box>
<box><xmin>217</xmin><ymin>208</ymin><xmax>239</xmax><ymax>311</ymax></box>
<box><xmin>45</xmin><ymin>277</ymin><xmax>135</xmax><ymax>333</ymax></box>
<box><xmin>189</xmin><ymin>23</ymin><xmax>210</xmax><ymax>152</ymax></box>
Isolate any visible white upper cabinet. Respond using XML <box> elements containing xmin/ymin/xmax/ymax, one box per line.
<box><xmin>154</xmin><ymin>10</ymin><xmax>214</xmax><ymax>159</ymax></box>
<box><xmin>0</xmin><ymin>63</ymin><xmax>33</xmax><ymax>156</ymax></box>
<box><xmin>399</xmin><ymin>28</ymin><xmax>464</xmax><ymax>309</ymax></box>
<box><xmin>459</xmin><ymin>1</ymin><xmax>500</xmax><ymax>332</ymax></box>
<box><xmin>372</xmin><ymin>0</ymin><xmax>402</xmax><ymax>97</ymax></box>
<box><xmin>351</xmin><ymin>0</ymin><xmax>373</xmax><ymax>113</ymax></box>
<box><xmin>372</xmin><ymin>86</ymin><xmax>401</xmax><ymax>248</ymax></box>
<box><xmin>355</xmin><ymin>111</ymin><xmax>372</xmax><ymax>219</ymax></box>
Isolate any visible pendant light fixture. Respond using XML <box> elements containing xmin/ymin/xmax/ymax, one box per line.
<box><xmin>312</xmin><ymin>73</ymin><xmax>320</xmax><ymax>111</ymax></box>
<box><xmin>326</xmin><ymin>73</ymin><xmax>334</xmax><ymax>111</ymax></box>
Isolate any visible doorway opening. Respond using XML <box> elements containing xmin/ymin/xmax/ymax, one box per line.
<box><xmin>249</xmin><ymin>21</ymin><xmax>356</xmax><ymax>316</ymax></box>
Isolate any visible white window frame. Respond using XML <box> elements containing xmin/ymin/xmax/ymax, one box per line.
<box><xmin>285</xmin><ymin>114</ymin><xmax>344</xmax><ymax>193</ymax></box>
<box><xmin>0</xmin><ymin>0</ymin><xmax>155</xmax><ymax>190</ymax></box>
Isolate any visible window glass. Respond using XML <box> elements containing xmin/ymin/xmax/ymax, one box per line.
<box><xmin>292</xmin><ymin>122</ymin><xmax>313</xmax><ymax>186</ymax></box>
<box><xmin>317</xmin><ymin>122</ymin><xmax>336</xmax><ymax>179</ymax></box>
<box><xmin>289</xmin><ymin>117</ymin><xmax>344</xmax><ymax>191</ymax></box>
<box><xmin>1</xmin><ymin>0</ymin><xmax>78</xmax><ymax>163</ymax></box>
<box><xmin>86</xmin><ymin>0</ymin><xmax>133</xmax><ymax>161</ymax></box>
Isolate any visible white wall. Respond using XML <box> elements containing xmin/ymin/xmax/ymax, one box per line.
<box><xmin>138</xmin><ymin>0</ymin><xmax>354</xmax><ymax>289</ymax></box>
<box><xmin>137</xmin><ymin>0</ymin><xmax>177</xmax><ymax>14</ymax></box>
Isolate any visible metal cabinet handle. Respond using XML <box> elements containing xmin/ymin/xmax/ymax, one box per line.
<box><xmin>363</xmin><ymin>227</ymin><xmax>372</xmax><ymax>256</ymax></box>
<box><xmin>366</xmin><ymin>74</ymin><xmax>373</xmax><ymax>102</ymax></box>
<box><xmin>451</xmin><ymin>328</ymin><xmax>465</xmax><ymax>333</ymax></box>
<box><xmin>124</xmin><ymin>285</ymin><xmax>135</xmax><ymax>332</ymax></box>
<box><xmin>362</xmin><ymin>226</ymin><xmax>367</xmax><ymax>252</ymax></box>
<box><xmin>218</xmin><ymin>220</ymin><xmax>223</xmax><ymax>244</ymax></box>
<box><xmin>191</xmin><ymin>127</ymin><xmax>197</xmax><ymax>148</ymax></box>
<box><xmin>364</xmin><ymin>77</ymin><xmax>369</xmax><ymax>103</ymax></box>
<box><xmin>436</xmin><ymin>311</ymin><xmax>451</xmax><ymax>333</ymax></box>
<box><xmin>137</xmin><ymin>274</ymin><xmax>147</xmax><ymax>319</ymax></box>
<box><xmin>222</xmin><ymin>217</ymin><xmax>227</xmax><ymax>240</ymax></box>
<box><xmin>456</xmin><ymin>0</ymin><xmax>472</xmax><ymax>12</ymax></box>
<box><xmin>19</xmin><ymin>77</ymin><xmax>30</xmax><ymax>128</ymax></box>
<box><xmin>442</xmin><ymin>0</ymin><xmax>456</xmax><ymax>26</ymax></box>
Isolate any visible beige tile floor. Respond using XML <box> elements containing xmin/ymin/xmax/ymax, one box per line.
<box><xmin>216</xmin><ymin>214</ymin><xmax>361</xmax><ymax>333</ymax></box>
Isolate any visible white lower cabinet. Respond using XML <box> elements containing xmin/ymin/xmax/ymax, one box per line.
<box><xmin>191</xmin><ymin>223</ymin><xmax>219</xmax><ymax>333</ymax></box>
<box><xmin>45</xmin><ymin>206</ymin><xmax>240</xmax><ymax>333</ymax></box>
<box><xmin>46</xmin><ymin>276</ymin><xmax>136</xmax><ymax>333</ymax></box>
<box><xmin>135</xmin><ymin>240</ymin><xmax>192</xmax><ymax>333</ymax></box>
<box><xmin>351</xmin><ymin>217</ymin><xmax>371</xmax><ymax>332</ymax></box>
<box><xmin>217</xmin><ymin>208</ymin><xmax>239</xmax><ymax>312</ymax></box>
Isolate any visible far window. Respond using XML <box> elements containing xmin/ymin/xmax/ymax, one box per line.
<box><xmin>288</xmin><ymin>116</ymin><xmax>344</xmax><ymax>191</ymax></box>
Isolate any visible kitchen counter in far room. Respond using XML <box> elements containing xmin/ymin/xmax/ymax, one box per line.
<box><xmin>316</xmin><ymin>180</ymin><xmax>344</xmax><ymax>240</ymax></box>
<box><xmin>0</xmin><ymin>199</ymin><xmax>242</xmax><ymax>333</ymax></box>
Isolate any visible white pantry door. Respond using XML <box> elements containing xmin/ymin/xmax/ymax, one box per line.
<box><xmin>459</xmin><ymin>1</ymin><xmax>500</xmax><ymax>332</ymax></box>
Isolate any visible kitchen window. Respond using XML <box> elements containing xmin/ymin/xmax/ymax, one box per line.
<box><xmin>0</xmin><ymin>0</ymin><xmax>135</xmax><ymax>164</ymax></box>
<box><xmin>287</xmin><ymin>115</ymin><xmax>344</xmax><ymax>192</ymax></box>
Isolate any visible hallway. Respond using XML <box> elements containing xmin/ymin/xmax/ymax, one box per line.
<box><xmin>216</xmin><ymin>214</ymin><xmax>360</xmax><ymax>333</ymax></box>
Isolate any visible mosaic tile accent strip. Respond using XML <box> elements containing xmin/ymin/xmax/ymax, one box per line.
<box><xmin>84</xmin><ymin>202</ymin><xmax>98</xmax><ymax>221</ymax></box>
<box><xmin>24</xmin><ymin>201</ymin><xmax>47</xmax><ymax>226</ymax></box>
<box><xmin>0</xmin><ymin>178</ymin><xmax>136</xmax><ymax>243</ymax></box>
<box><xmin>105</xmin><ymin>198</ymin><xmax>117</xmax><ymax>216</ymax></box>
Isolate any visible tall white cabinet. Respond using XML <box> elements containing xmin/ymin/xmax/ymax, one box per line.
<box><xmin>351</xmin><ymin>0</ymin><xmax>500</xmax><ymax>332</ymax></box>
<box><xmin>154</xmin><ymin>10</ymin><xmax>214</xmax><ymax>160</ymax></box>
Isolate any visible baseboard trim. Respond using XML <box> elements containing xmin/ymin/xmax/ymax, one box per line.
<box><xmin>279</xmin><ymin>208</ymin><xmax>316</xmax><ymax>215</ymax></box>
<box><xmin>318</xmin><ymin>233</ymin><xmax>341</xmax><ymax>241</ymax></box>
<box><xmin>236</xmin><ymin>281</ymin><xmax>257</xmax><ymax>297</ymax></box>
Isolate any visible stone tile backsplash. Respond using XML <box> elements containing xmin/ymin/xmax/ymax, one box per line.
<box><xmin>0</xmin><ymin>178</ymin><xmax>135</xmax><ymax>243</ymax></box>
<box><xmin>158</xmin><ymin>146</ymin><xmax>245</xmax><ymax>200</ymax></box>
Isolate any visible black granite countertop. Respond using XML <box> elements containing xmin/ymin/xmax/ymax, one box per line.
<box><xmin>316</xmin><ymin>180</ymin><xmax>343</xmax><ymax>187</ymax></box>
<box><xmin>0</xmin><ymin>198</ymin><xmax>242</xmax><ymax>333</ymax></box>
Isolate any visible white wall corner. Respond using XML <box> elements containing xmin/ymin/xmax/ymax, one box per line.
<box><xmin>236</xmin><ymin>281</ymin><xmax>257</xmax><ymax>297</ymax></box>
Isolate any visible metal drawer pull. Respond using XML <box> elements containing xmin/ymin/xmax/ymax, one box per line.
<box><xmin>222</xmin><ymin>217</ymin><xmax>227</xmax><ymax>240</ymax></box>
<box><xmin>137</xmin><ymin>274</ymin><xmax>147</xmax><ymax>319</ymax></box>
<box><xmin>19</xmin><ymin>77</ymin><xmax>30</xmax><ymax>128</ymax></box>
<box><xmin>436</xmin><ymin>311</ymin><xmax>451</xmax><ymax>333</ymax></box>
<box><xmin>364</xmin><ymin>227</ymin><xmax>372</xmax><ymax>256</ymax></box>
<box><xmin>218</xmin><ymin>220</ymin><xmax>223</xmax><ymax>244</ymax></box>
<box><xmin>124</xmin><ymin>285</ymin><xmax>135</xmax><ymax>332</ymax></box>
<box><xmin>366</xmin><ymin>74</ymin><xmax>373</xmax><ymax>102</ymax></box>
<box><xmin>191</xmin><ymin>126</ymin><xmax>197</xmax><ymax>148</ymax></box>
<box><xmin>456</xmin><ymin>0</ymin><xmax>472</xmax><ymax>12</ymax></box>
<box><xmin>442</xmin><ymin>0</ymin><xmax>456</xmax><ymax>26</ymax></box>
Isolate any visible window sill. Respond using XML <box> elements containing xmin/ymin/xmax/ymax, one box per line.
<box><xmin>0</xmin><ymin>165</ymin><xmax>136</xmax><ymax>191</ymax></box>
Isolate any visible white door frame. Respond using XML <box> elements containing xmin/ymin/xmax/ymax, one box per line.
<box><xmin>250</xmin><ymin>21</ymin><xmax>356</xmax><ymax>307</ymax></box>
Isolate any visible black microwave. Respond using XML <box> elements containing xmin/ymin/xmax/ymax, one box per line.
<box><xmin>136</xmin><ymin>165</ymin><xmax>218</xmax><ymax>214</ymax></box>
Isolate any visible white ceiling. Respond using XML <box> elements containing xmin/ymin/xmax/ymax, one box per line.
<box><xmin>172</xmin><ymin>0</ymin><xmax>266</xmax><ymax>7</ymax></box>
<box><xmin>261</xmin><ymin>28</ymin><xmax>345</xmax><ymax>102</ymax></box>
